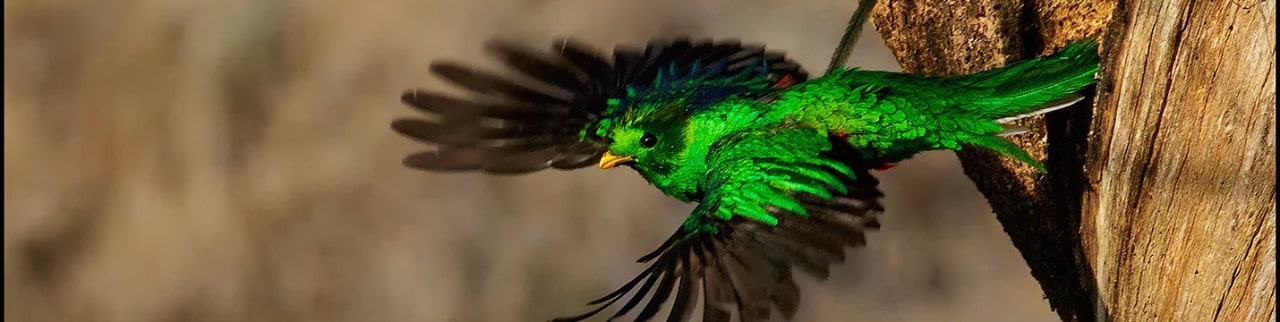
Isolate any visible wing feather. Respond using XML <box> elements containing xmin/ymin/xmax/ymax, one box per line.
<box><xmin>394</xmin><ymin>38</ymin><xmax>807</xmax><ymax>174</ymax></box>
<box><xmin>550</xmin><ymin>129</ymin><xmax>884</xmax><ymax>321</ymax></box>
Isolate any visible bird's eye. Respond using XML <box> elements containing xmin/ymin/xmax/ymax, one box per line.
<box><xmin>639</xmin><ymin>133</ymin><xmax>658</xmax><ymax>148</ymax></box>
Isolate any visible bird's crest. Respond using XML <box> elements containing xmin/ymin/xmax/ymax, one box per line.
<box><xmin>622</xmin><ymin>60</ymin><xmax>775</xmax><ymax>113</ymax></box>
<box><xmin>589</xmin><ymin>60</ymin><xmax>776</xmax><ymax>138</ymax></box>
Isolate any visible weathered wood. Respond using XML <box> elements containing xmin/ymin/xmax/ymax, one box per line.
<box><xmin>1083</xmin><ymin>0</ymin><xmax>1276</xmax><ymax>320</ymax></box>
<box><xmin>871</xmin><ymin>0</ymin><xmax>1275</xmax><ymax>321</ymax></box>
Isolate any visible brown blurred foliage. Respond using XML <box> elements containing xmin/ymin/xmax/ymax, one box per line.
<box><xmin>5</xmin><ymin>0</ymin><xmax>1059</xmax><ymax>321</ymax></box>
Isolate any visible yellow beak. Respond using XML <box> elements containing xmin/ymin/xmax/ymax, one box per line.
<box><xmin>598</xmin><ymin>151</ymin><xmax>634</xmax><ymax>169</ymax></box>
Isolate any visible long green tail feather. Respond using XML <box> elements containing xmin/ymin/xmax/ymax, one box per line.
<box><xmin>961</xmin><ymin>38</ymin><xmax>1100</xmax><ymax>172</ymax></box>
<box><xmin>962</xmin><ymin>38</ymin><xmax>1101</xmax><ymax>119</ymax></box>
<box><xmin>966</xmin><ymin>134</ymin><xmax>1047</xmax><ymax>172</ymax></box>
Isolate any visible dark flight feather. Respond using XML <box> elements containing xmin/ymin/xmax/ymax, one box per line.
<box><xmin>550</xmin><ymin>141</ymin><xmax>884</xmax><ymax>322</ymax></box>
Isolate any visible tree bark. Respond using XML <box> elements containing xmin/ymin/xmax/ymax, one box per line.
<box><xmin>870</xmin><ymin>0</ymin><xmax>1276</xmax><ymax>321</ymax></box>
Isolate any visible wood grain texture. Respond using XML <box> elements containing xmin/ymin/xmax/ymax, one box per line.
<box><xmin>1083</xmin><ymin>0</ymin><xmax>1277</xmax><ymax>320</ymax></box>
<box><xmin>873</xmin><ymin>0</ymin><xmax>1274</xmax><ymax>321</ymax></box>
<box><xmin>871</xmin><ymin>0</ymin><xmax>1028</xmax><ymax>76</ymax></box>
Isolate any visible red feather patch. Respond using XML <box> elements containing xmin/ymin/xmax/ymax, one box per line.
<box><xmin>773</xmin><ymin>74</ymin><xmax>798</xmax><ymax>89</ymax></box>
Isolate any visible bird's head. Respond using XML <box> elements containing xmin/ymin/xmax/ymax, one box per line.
<box><xmin>591</xmin><ymin>60</ymin><xmax>775</xmax><ymax>180</ymax></box>
<box><xmin>596</xmin><ymin>103</ymin><xmax>691</xmax><ymax>179</ymax></box>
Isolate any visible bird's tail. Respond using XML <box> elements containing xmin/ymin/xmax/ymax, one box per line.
<box><xmin>958</xmin><ymin>38</ymin><xmax>1100</xmax><ymax>172</ymax></box>
<box><xmin>960</xmin><ymin>38</ymin><xmax>1100</xmax><ymax>120</ymax></box>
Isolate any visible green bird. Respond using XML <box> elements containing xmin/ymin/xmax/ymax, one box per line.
<box><xmin>392</xmin><ymin>37</ymin><xmax>1099</xmax><ymax>321</ymax></box>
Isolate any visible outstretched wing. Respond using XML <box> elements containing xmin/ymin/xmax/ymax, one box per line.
<box><xmin>391</xmin><ymin>38</ymin><xmax>809</xmax><ymax>174</ymax></box>
<box><xmin>553</xmin><ymin>128</ymin><xmax>884</xmax><ymax>322</ymax></box>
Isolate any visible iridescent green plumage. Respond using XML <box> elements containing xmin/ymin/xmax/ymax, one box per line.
<box><xmin>598</xmin><ymin>39</ymin><xmax>1096</xmax><ymax>224</ymax></box>
<box><xmin>392</xmin><ymin>37</ymin><xmax>1099</xmax><ymax>322</ymax></box>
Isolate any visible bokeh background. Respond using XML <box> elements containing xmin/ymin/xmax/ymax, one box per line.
<box><xmin>4</xmin><ymin>0</ymin><xmax>1060</xmax><ymax>321</ymax></box>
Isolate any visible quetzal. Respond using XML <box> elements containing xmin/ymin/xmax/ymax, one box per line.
<box><xmin>391</xmin><ymin>37</ymin><xmax>1099</xmax><ymax>321</ymax></box>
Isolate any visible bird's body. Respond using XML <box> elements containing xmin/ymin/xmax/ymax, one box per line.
<box><xmin>392</xmin><ymin>37</ymin><xmax>1099</xmax><ymax>321</ymax></box>
<box><xmin>591</xmin><ymin>41</ymin><xmax>1096</xmax><ymax>224</ymax></box>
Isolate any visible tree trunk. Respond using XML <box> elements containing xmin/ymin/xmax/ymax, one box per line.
<box><xmin>870</xmin><ymin>0</ymin><xmax>1276</xmax><ymax>321</ymax></box>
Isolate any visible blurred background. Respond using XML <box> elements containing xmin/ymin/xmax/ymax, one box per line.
<box><xmin>3</xmin><ymin>0</ymin><xmax>1059</xmax><ymax>321</ymax></box>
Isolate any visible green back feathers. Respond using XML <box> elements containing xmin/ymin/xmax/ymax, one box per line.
<box><xmin>762</xmin><ymin>38</ymin><xmax>1100</xmax><ymax>172</ymax></box>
